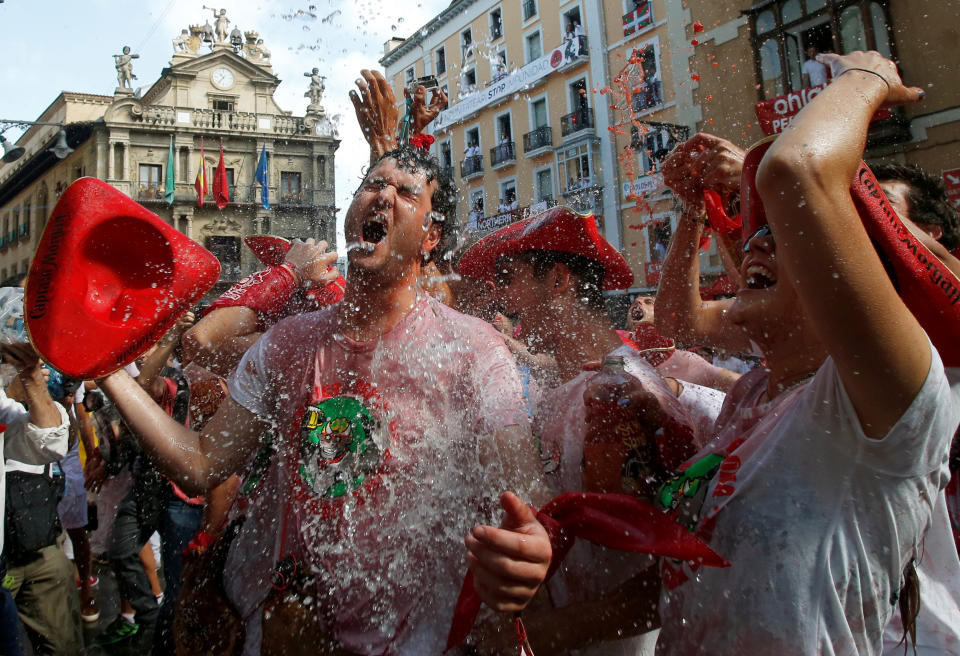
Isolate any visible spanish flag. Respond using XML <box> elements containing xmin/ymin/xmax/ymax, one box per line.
<box><xmin>195</xmin><ymin>137</ymin><xmax>207</xmax><ymax>208</ymax></box>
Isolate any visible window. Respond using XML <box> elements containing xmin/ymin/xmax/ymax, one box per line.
<box><xmin>405</xmin><ymin>67</ymin><xmax>415</xmax><ymax>85</ymax></box>
<box><xmin>205</xmin><ymin>236</ymin><xmax>241</xmax><ymax>280</ymax></box>
<box><xmin>211</xmin><ymin>98</ymin><xmax>234</xmax><ymax>112</ymax></box>
<box><xmin>317</xmin><ymin>155</ymin><xmax>326</xmax><ymax>186</ymax></box>
<box><xmin>440</xmin><ymin>141</ymin><xmax>453</xmax><ymax>169</ymax></box>
<box><xmin>648</xmin><ymin>217</ymin><xmax>674</xmax><ymax>262</ymax></box>
<box><xmin>558</xmin><ymin>142</ymin><xmax>592</xmax><ymax>191</ymax></box>
<box><xmin>496</xmin><ymin>113</ymin><xmax>512</xmax><ymax>142</ymax></box>
<box><xmin>629</xmin><ymin>43</ymin><xmax>663</xmax><ymax>112</ymax></box>
<box><xmin>10</xmin><ymin>208</ymin><xmax>19</xmax><ymax>244</ymax></box>
<box><xmin>525</xmin><ymin>31</ymin><xmax>542</xmax><ymax>63</ymax></box>
<box><xmin>466</xmin><ymin>127</ymin><xmax>481</xmax><ymax>151</ymax></box>
<box><xmin>490</xmin><ymin>8</ymin><xmax>503</xmax><ymax>40</ymax></box>
<box><xmin>535</xmin><ymin>168</ymin><xmax>554</xmax><ymax>202</ymax></box>
<box><xmin>498</xmin><ymin>179</ymin><xmax>518</xmax><ymax>212</ymax></box>
<box><xmin>461</xmin><ymin>28</ymin><xmax>474</xmax><ymax>61</ymax></box>
<box><xmin>492</xmin><ymin>49</ymin><xmax>507</xmax><ymax>81</ymax></box>
<box><xmin>531</xmin><ymin>98</ymin><xmax>548</xmax><ymax>128</ymax></box>
<box><xmin>138</xmin><ymin>163</ymin><xmax>162</xmax><ymax>200</ymax></box>
<box><xmin>747</xmin><ymin>0</ymin><xmax>896</xmax><ymax>99</ymax></box>
<box><xmin>469</xmin><ymin>189</ymin><xmax>485</xmax><ymax>224</ymax></box>
<box><xmin>463</xmin><ymin>67</ymin><xmax>477</xmax><ymax>92</ymax></box>
<box><xmin>523</xmin><ymin>0</ymin><xmax>537</xmax><ymax>21</ymax></box>
<box><xmin>631</xmin><ymin>123</ymin><xmax>687</xmax><ymax>175</ymax></box>
<box><xmin>435</xmin><ymin>47</ymin><xmax>446</xmax><ymax>75</ymax></box>
<box><xmin>21</xmin><ymin>202</ymin><xmax>30</xmax><ymax>239</ymax></box>
<box><xmin>281</xmin><ymin>171</ymin><xmax>302</xmax><ymax>202</ymax></box>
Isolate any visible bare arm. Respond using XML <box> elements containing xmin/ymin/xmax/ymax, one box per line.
<box><xmin>182</xmin><ymin>306</ymin><xmax>261</xmax><ymax>377</ymax></box>
<box><xmin>138</xmin><ymin>312</ymin><xmax>195</xmax><ymax>401</ymax></box>
<box><xmin>657</xmin><ymin>134</ymin><xmax>752</xmax><ymax>351</ymax></box>
<box><xmin>98</xmin><ymin>369</ymin><xmax>269</xmax><ymax>495</ymax></box>
<box><xmin>757</xmin><ymin>51</ymin><xmax>927</xmax><ymax>437</ymax></box>
<box><xmin>655</xmin><ymin>209</ymin><xmax>750</xmax><ymax>352</ymax></box>
<box><xmin>479</xmin><ymin>424</ymin><xmax>550</xmax><ymax>507</ymax></box>
<box><xmin>2</xmin><ymin>343</ymin><xmax>62</xmax><ymax>428</ymax></box>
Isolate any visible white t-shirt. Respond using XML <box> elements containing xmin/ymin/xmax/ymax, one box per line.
<box><xmin>656</xmin><ymin>343</ymin><xmax>958</xmax><ymax>655</ymax></box>
<box><xmin>803</xmin><ymin>58</ymin><xmax>829</xmax><ymax>87</ymax></box>
<box><xmin>226</xmin><ymin>295</ymin><xmax>529</xmax><ymax>655</ymax></box>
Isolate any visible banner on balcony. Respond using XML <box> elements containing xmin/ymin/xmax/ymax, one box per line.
<box><xmin>435</xmin><ymin>45</ymin><xmax>578</xmax><ymax>130</ymax></box>
<box><xmin>623</xmin><ymin>1</ymin><xmax>653</xmax><ymax>37</ymax></box>
<box><xmin>754</xmin><ymin>84</ymin><xmax>890</xmax><ymax>135</ymax></box>
<box><xmin>476</xmin><ymin>211</ymin><xmax>517</xmax><ymax>233</ymax></box>
<box><xmin>622</xmin><ymin>174</ymin><xmax>662</xmax><ymax>199</ymax></box>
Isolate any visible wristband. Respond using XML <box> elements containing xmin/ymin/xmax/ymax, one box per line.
<box><xmin>839</xmin><ymin>67</ymin><xmax>890</xmax><ymax>91</ymax></box>
<box><xmin>204</xmin><ymin>265</ymin><xmax>300</xmax><ymax>320</ymax></box>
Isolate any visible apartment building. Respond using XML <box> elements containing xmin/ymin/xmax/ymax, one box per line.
<box><xmin>381</xmin><ymin>0</ymin><xmax>727</xmax><ymax>294</ymax></box>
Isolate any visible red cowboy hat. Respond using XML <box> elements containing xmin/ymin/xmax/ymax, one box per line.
<box><xmin>457</xmin><ymin>206</ymin><xmax>634</xmax><ymax>290</ymax></box>
<box><xmin>25</xmin><ymin>178</ymin><xmax>221</xmax><ymax>379</ymax></box>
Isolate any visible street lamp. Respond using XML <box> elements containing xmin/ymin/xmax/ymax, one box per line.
<box><xmin>0</xmin><ymin>119</ymin><xmax>75</xmax><ymax>164</ymax></box>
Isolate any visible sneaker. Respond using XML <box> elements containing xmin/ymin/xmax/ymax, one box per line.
<box><xmin>81</xmin><ymin>597</ymin><xmax>101</xmax><ymax>623</ymax></box>
<box><xmin>76</xmin><ymin>575</ymin><xmax>99</xmax><ymax>589</ymax></box>
<box><xmin>94</xmin><ymin>616</ymin><xmax>139</xmax><ymax>645</ymax></box>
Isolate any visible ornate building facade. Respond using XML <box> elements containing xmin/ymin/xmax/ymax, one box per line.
<box><xmin>0</xmin><ymin>12</ymin><xmax>339</xmax><ymax>295</ymax></box>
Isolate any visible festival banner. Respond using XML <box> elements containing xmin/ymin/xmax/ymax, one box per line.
<box><xmin>434</xmin><ymin>45</ymin><xmax>578</xmax><ymax>130</ymax></box>
<box><xmin>755</xmin><ymin>84</ymin><xmax>890</xmax><ymax>135</ymax></box>
<box><xmin>622</xmin><ymin>1</ymin><xmax>653</xmax><ymax>37</ymax></box>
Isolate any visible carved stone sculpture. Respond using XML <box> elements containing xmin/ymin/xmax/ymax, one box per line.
<box><xmin>114</xmin><ymin>46</ymin><xmax>140</xmax><ymax>91</ymax></box>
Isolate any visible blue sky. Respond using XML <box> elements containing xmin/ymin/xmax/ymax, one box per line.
<box><xmin>0</xmin><ymin>0</ymin><xmax>449</xmax><ymax>249</ymax></box>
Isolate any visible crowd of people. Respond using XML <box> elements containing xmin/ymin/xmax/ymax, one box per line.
<box><xmin>1</xmin><ymin>49</ymin><xmax>959</xmax><ymax>656</ymax></box>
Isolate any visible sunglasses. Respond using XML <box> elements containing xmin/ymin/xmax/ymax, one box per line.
<box><xmin>742</xmin><ymin>225</ymin><xmax>774</xmax><ymax>253</ymax></box>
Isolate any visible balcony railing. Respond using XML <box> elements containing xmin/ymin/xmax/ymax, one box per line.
<box><xmin>490</xmin><ymin>142</ymin><xmax>516</xmax><ymax>167</ymax></box>
<box><xmin>523</xmin><ymin>126</ymin><xmax>553</xmax><ymax>153</ymax></box>
<box><xmin>460</xmin><ymin>155</ymin><xmax>484</xmax><ymax>178</ymax></box>
<box><xmin>561</xmin><ymin>108</ymin><xmax>595</xmax><ymax>137</ymax></box>
<box><xmin>440</xmin><ymin>164</ymin><xmax>455</xmax><ymax>180</ymax></box>
<box><xmin>134</xmin><ymin>106</ymin><xmax>314</xmax><ymax>136</ymax></box>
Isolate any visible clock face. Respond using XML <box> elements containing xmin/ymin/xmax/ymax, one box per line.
<box><xmin>211</xmin><ymin>67</ymin><xmax>235</xmax><ymax>89</ymax></box>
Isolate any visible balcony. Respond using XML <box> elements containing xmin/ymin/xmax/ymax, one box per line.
<box><xmin>523</xmin><ymin>126</ymin><xmax>553</xmax><ymax>155</ymax></box>
<box><xmin>440</xmin><ymin>164</ymin><xmax>455</xmax><ymax>180</ymax></box>
<box><xmin>460</xmin><ymin>155</ymin><xmax>484</xmax><ymax>180</ymax></box>
<box><xmin>522</xmin><ymin>0</ymin><xmax>536</xmax><ymax>20</ymax></box>
<box><xmin>490</xmin><ymin>142</ymin><xmax>516</xmax><ymax>168</ymax></box>
<box><xmin>561</xmin><ymin>108</ymin><xmax>594</xmax><ymax>137</ymax></box>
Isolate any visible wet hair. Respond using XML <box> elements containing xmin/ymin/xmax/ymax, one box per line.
<box><xmin>503</xmin><ymin>250</ymin><xmax>607</xmax><ymax>311</ymax></box>
<box><xmin>870</xmin><ymin>162</ymin><xmax>960</xmax><ymax>250</ymax></box>
<box><xmin>361</xmin><ymin>146</ymin><xmax>458</xmax><ymax>264</ymax></box>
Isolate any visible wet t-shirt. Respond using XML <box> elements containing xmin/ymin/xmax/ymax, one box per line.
<box><xmin>226</xmin><ymin>295</ymin><xmax>528</xmax><ymax>655</ymax></box>
<box><xmin>657</xmin><ymin>343</ymin><xmax>958</xmax><ymax>656</ymax></box>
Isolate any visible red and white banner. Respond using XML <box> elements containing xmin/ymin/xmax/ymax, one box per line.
<box><xmin>755</xmin><ymin>84</ymin><xmax>890</xmax><ymax>136</ymax></box>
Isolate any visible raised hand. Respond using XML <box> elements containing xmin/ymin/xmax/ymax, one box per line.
<box><xmin>817</xmin><ymin>51</ymin><xmax>925</xmax><ymax>108</ymax></box>
<box><xmin>349</xmin><ymin>69</ymin><xmax>400</xmax><ymax>162</ymax></box>
<box><xmin>465</xmin><ymin>491</ymin><xmax>551</xmax><ymax>613</ymax></box>
<box><xmin>406</xmin><ymin>84</ymin><xmax>448</xmax><ymax>135</ymax></box>
<box><xmin>285</xmin><ymin>238</ymin><xmax>339</xmax><ymax>288</ymax></box>
<box><xmin>662</xmin><ymin>133</ymin><xmax>745</xmax><ymax>208</ymax></box>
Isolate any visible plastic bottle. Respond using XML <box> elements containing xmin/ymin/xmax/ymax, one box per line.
<box><xmin>582</xmin><ymin>355</ymin><xmax>664</xmax><ymax>496</ymax></box>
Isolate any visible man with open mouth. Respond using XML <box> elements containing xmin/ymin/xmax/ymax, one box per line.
<box><xmin>95</xmin><ymin>143</ymin><xmax>551</xmax><ymax>655</ymax></box>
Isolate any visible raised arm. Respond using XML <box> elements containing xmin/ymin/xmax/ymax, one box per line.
<box><xmin>98</xmin><ymin>368</ymin><xmax>268</xmax><ymax>495</ymax></box>
<box><xmin>138</xmin><ymin>311</ymin><xmax>195</xmax><ymax>401</ymax></box>
<box><xmin>657</xmin><ymin>134</ymin><xmax>752</xmax><ymax>352</ymax></box>
<box><xmin>756</xmin><ymin>51</ymin><xmax>927</xmax><ymax>437</ymax></box>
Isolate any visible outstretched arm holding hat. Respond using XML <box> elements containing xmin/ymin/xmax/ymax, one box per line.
<box><xmin>756</xmin><ymin>50</ymin><xmax>928</xmax><ymax>437</ymax></box>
